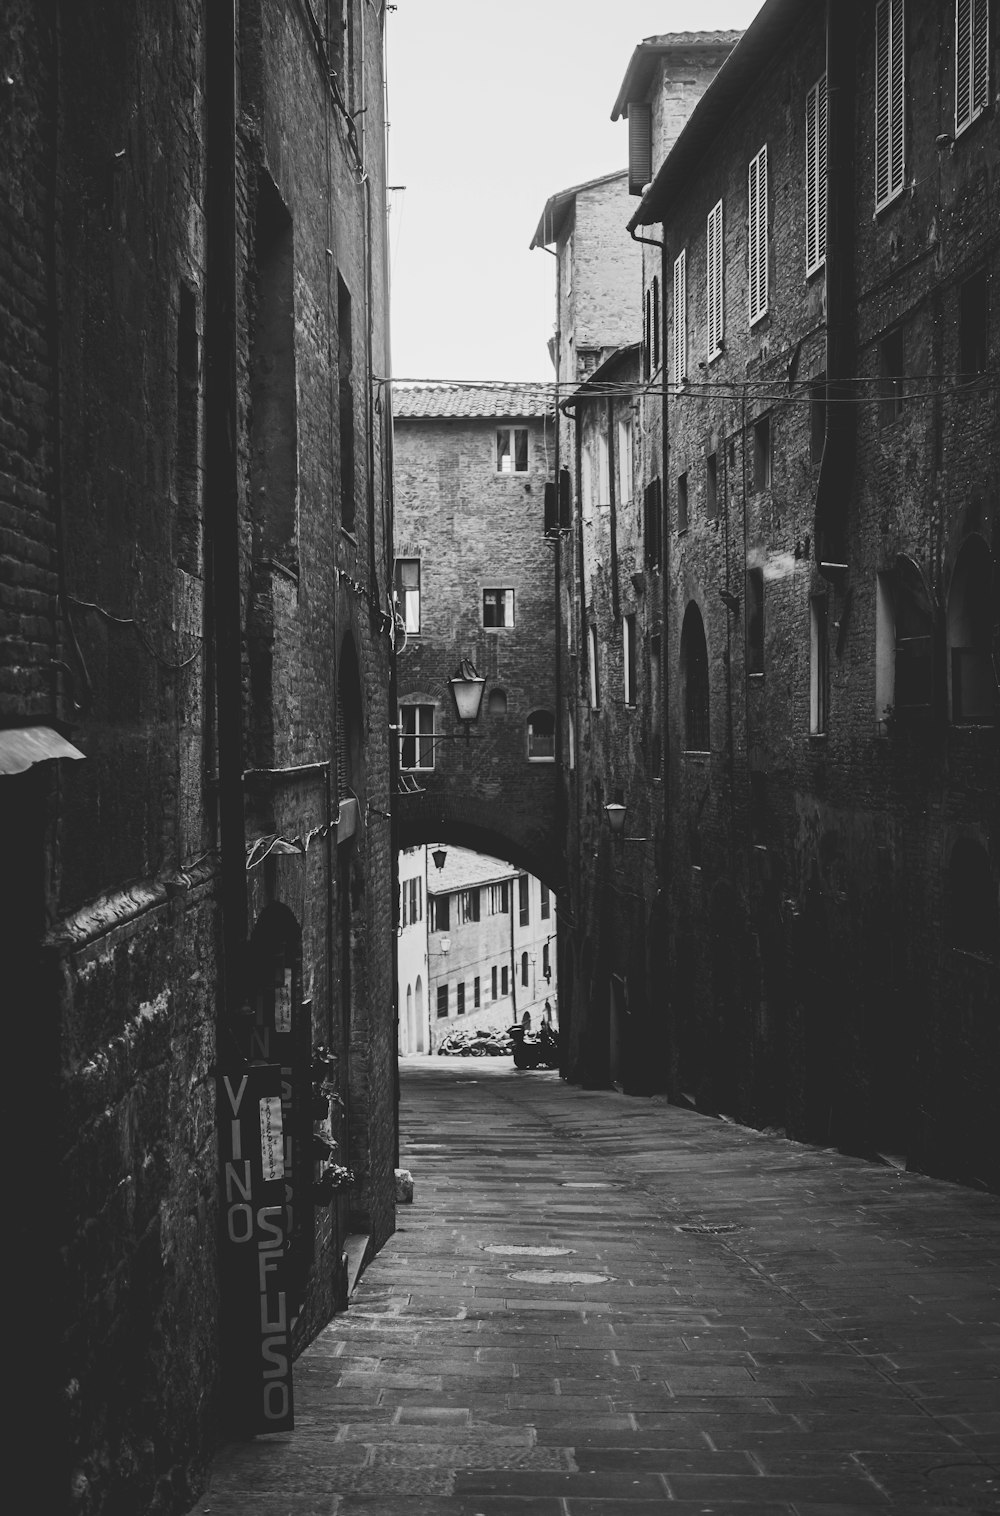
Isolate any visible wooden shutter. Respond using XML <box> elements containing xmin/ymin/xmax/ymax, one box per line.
<box><xmin>956</xmin><ymin>0</ymin><xmax>990</xmax><ymax>133</ymax></box>
<box><xmin>672</xmin><ymin>250</ymin><xmax>687</xmax><ymax>388</ymax></box>
<box><xmin>748</xmin><ymin>145</ymin><xmax>768</xmax><ymax>324</ymax></box>
<box><xmin>805</xmin><ymin>77</ymin><xmax>827</xmax><ymax>276</ymax></box>
<box><xmin>875</xmin><ymin>0</ymin><xmax>905</xmax><ymax>209</ymax></box>
<box><xmin>628</xmin><ymin>101</ymin><xmax>653</xmax><ymax>195</ymax></box>
<box><xmin>706</xmin><ymin>200</ymin><xmax>724</xmax><ymax>357</ymax></box>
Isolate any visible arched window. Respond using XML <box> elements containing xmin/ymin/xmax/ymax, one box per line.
<box><xmin>877</xmin><ymin>556</ymin><xmax>935</xmax><ymax>719</ymax></box>
<box><xmin>947</xmin><ymin>535</ymin><xmax>996</xmax><ymax>725</ymax></box>
<box><xmin>681</xmin><ymin>602</ymin><xmax>710</xmax><ymax>751</ymax></box>
<box><xmin>948</xmin><ymin>839</ymin><xmax>998</xmax><ymax>957</ymax></box>
<box><xmin>487</xmin><ymin>687</ymin><xmax>507</xmax><ymax>716</ymax></box>
<box><xmin>527</xmin><ymin>709</ymin><xmax>555</xmax><ymax>761</ymax></box>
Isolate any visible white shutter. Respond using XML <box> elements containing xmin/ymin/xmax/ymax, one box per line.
<box><xmin>672</xmin><ymin>250</ymin><xmax>687</xmax><ymax>388</ymax></box>
<box><xmin>956</xmin><ymin>0</ymin><xmax>990</xmax><ymax>133</ymax></box>
<box><xmin>805</xmin><ymin>77</ymin><xmax>827</xmax><ymax>276</ymax></box>
<box><xmin>875</xmin><ymin>0</ymin><xmax>905</xmax><ymax>209</ymax></box>
<box><xmin>706</xmin><ymin>200</ymin><xmax>724</xmax><ymax>358</ymax></box>
<box><xmin>748</xmin><ymin>145</ymin><xmax>768</xmax><ymax>324</ymax></box>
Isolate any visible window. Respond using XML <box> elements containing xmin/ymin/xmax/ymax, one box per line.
<box><xmin>677</xmin><ymin>472</ymin><xmax>689</xmax><ymax>532</ymax></box>
<box><xmin>540</xmin><ymin>884</ymin><xmax>550</xmax><ymax>920</ymax></box>
<box><xmin>874</xmin><ymin>0</ymin><xmax>905</xmax><ymax>210</ymax></box>
<box><xmin>879</xmin><ymin>328</ymin><xmax>905</xmax><ymax>426</ymax></box>
<box><xmin>407</xmin><ymin>877</ymin><xmax>422</xmax><ymax>923</ymax></box>
<box><xmin>879</xmin><ymin>556</ymin><xmax>935</xmax><ymax>717</ymax></box>
<box><xmin>623</xmin><ymin>615</ymin><xmax>637</xmax><ymax>706</ymax></box>
<box><xmin>643</xmin><ymin>286</ymin><xmax>653</xmax><ymax>381</ymax></box>
<box><xmin>488</xmin><ymin>881</ymin><xmax>510</xmax><ymax>914</ymax></box>
<box><xmin>956</xmin><ymin>0</ymin><xmax>990</xmax><ymax>134</ymax></box>
<box><xmin>644</xmin><ymin>477</ymin><xmax>662</xmax><ymax>570</ymax></box>
<box><xmin>706</xmin><ymin>200</ymin><xmax>724</xmax><ymax>359</ymax></box>
<box><xmin>948</xmin><ymin>839</ymin><xmax>998</xmax><ymax>956</ymax></box>
<box><xmin>959</xmin><ymin>268</ymin><xmax>989</xmax><ymax>381</ymax></box>
<box><xmin>681</xmin><ymin>602</ymin><xmax>710</xmax><ymax>751</ymax></box>
<box><xmin>491</xmin><ymin>966</ymin><xmax>498</xmax><ymax>1000</ymax></box>
<box><xmin>671</xmin><ymin>250</ymin><xmax>687</xmax><ymax>387</ymax></box>
<box><xmin>487</xmin><ymin>687</ymin><xmax>508</xmax><ymax>715</ymax></box>
<box><xmin>596</xmin><ymin>428</ymin><xmax>610</xmax><ymax>507</ymax></box>
<box><xmin>617</xmin><ymin>415</ymin><xmax>633</xmax><ymax>504</ymax></box>
<box><xmin>542</xmin><ymin>941</ymin><xmax>551</xmax><ymax>979</ymax></box>
<box><xmin>459</xmin><ymin>889</ymin><xmax>481</xmax><ymax>924</ymax></box>
<box><xmin>399</xmin><ymin>881</ymin><xmax>406</xmax><ymax>928</ymax></box>
<box><xmin>456</xmin><ymin>982</ymin><xmax>465</xmax><ymax>1015</ymax></box>
<box><xmin>394</xmin><ymin>558</ymin><xmax>420</xmax><ymax>634</ymax></box>
<box><xmin>430</xmin><ymin>894</ymin><xmax>450</xmax><ymax>932</ymax></box>
<box><xmin>497</xmin><ymin>426</ymin><xmax>528</xmax><ymax>473</ymax></box>
<box><xmin>518</xmin><ymin>874</ymin><xmax>530</xmax><ymax>926</ymax></box>
<box><xmin>527</xmin><ymin>710</ymin><xmax>555</xmax><ymax>760</ymax></box>
<box><xmin>748</xmin><ymin>145</ymin><xmax>768</xmax><ymax>324</ymax></box>
<box><xmin>251</xmin><ymin>180</ymin><xmax>298</xmax><ymax>572</ymax></box>
<box><xmin>474</xmin><ymin>975</ymin><xmax>481</xmax><ymax>1008</ymax></box>
<box><xmin>753</xmin><ymin>415</ymin><xmax>772</xmax><ymax>490</ymax></box>
<box><xmin>652</xmin><ymin>275</ymin><xmax>660</xmax><ymax>371</ymax></box>
<box><xmin>810</xmin><ymin>376</ymin><xmax>827</xmax><ymax>463</ymax></box>
<box><xmin>948</xmin><ymin>535</ymin><xmax>997</xmax><ymax>724</ymax></box>
<box><xmin>810</xmin><ymin>594</ymin><xmax>829</xmax><ymax>735</ymax></box>
<box><xmin>501</xmin><ymin>965</ymin><xmax>509</xmax><ymax>996</ymax></box>
<box><xmin>650</xmin><ymin>633</ymin><xmax>662</xmax><ymax>778</ymax></box>
<box><xmin>436</xmin><ymin>985</ymin><xmax>448</xmax><ymax>1019</ymax></box>
<box><xmin>399</xmin><ymin>704</ymin><xmax>434</xmax><ymax>769</ymax></box>
<box><xmin>628</xmin><ymin>100</ymin><xmax>652</xmax><ymax>195</ymax></box>
<box><xmin>521</xmin><ymin>952</ymin><xmax>529</xmax><ymax>987</ymax></box>
<box><xmin>338</xmin><ymin>274</ymin><xmax>356</xmax><ymax>532</ymax></box>
<box><xmin>587</xmin><ymin>624</ymin><xmax>600</xmax><ymax>709</ymax></box>
<box><xmin>706</xmin><ymin>452</ymin><xmax>718</xmax><ymax>521</ymax></box>
<box><xmin>746</xmin><ymin>567</ymin><xmax>764</xmax><ymax>675</ymax></box>
<box><xmin>483</xmin><ymin>588</ymin><xmax>515</xmax><ymax>628</ymax></box>
<box><xmin>805</xmin><ymin>76</ymin><xmax>828</xmax><ymax>276</ymax></box>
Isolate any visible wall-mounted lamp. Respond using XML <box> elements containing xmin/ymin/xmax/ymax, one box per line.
<box><xmin>603</xmin><ymin>802</ymin><xmax>648</xmax><ymax>843</ymax></box>
<box><xmin>431</xmin><ymin>845</ymin><xmax>448</xmax><ymax>872</ymax></box>
<box><xmin>447</xmin><ymin>658</ymin><xmax>486</xmax><ymax>733</ymax></box>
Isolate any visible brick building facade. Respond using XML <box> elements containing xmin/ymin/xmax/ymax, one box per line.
<box><xmin>392</xmin><ymin>386</ymin><xmax>561</xmax><ymax>884</ymax></box>
<box><xmin>2</xmin><ymin>3</ymin><xmax>397</xmax><ymax>1510</ymax></box>
<box><xmin>557</xmin><ymin>0</ymin><xmax>999</xmax><ymax>1190</ymax></box>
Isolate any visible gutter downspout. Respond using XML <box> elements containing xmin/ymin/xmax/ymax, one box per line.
<box><xmin>206</xmin><ymin>2</ymin><xmax>247</xmax><ymax>1036</ymax></box>
<box><xmin>815</xmin><ymin>0</ymin><xmax>857</xmax><ymax>582</ymax></box>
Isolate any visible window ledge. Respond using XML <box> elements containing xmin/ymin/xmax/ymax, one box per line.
<box><xmin>873</xmin><ymin>185</ymin><xmax>905</xmax><ymax>218</ymax></box>
<box><xmin>950</xmin><ymin>946</ymin><xmax>997</xmax><ymax>966</ymax></box>
<box><xmin>527</xmin><ymin>756</ymin><xmax>555</xmax><ymax>764</ymax></box>
<box><xmin>748</xmin><ymin>671</ymin><xmax>765</xmax><ymax>682</ymax></box>
<box><xmin>682</xmin><ymin>748</ymin><xmax>711</xmax><ymax>759</ymax></box>
<box><xmin>808</xmin><ymin>731</ymin><xmax>828</xmax><ymax>743</ymax></box>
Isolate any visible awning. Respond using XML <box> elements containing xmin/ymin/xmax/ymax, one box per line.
<box><xmin>0</xmin><ymin>725</ymin><xmax>85</xmax><ymax>775</ymax></box>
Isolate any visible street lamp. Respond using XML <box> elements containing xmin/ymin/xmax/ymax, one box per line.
<box><xmin>603</xmin><ymin>801</ymin><xmax>648</xmax><ymax>843</ymax></box>
<box><xmin>431</xmin><ymin>846</ymin><xmax>448</xmax><ymax>872</ymax></box>
<box><xmin>447</xmin><ymin>658</ymin><xmax>486</xmax><ymax>733</ymax></box>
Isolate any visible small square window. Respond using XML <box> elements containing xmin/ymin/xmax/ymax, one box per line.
<box><xmin>483</xmin><ymin>588</ymin><xmax>515</xmax><ymax>628</ymax></box>
<box><xmin>394</xmin><ymin>557</ymin><xmax>420</xmax><ymax>634</ymax></box>
<box><xmin>753</xmin><ymin>416</ymin><xmax>772</xmax><ymax>491</ymax></box>
<box><xmin>705</xmin><ymin>453</ymin><xmax>718</xmax><ymax>521</ymax></box>
<box><xmin>496</xmin><ymin>427</ymin><xmax>528</xmax><ymax>473</ymax></box>
<box><xmin>527</xmin><ymin>710</ymin><xmax>555</xmax><ymax>761</ymax></box>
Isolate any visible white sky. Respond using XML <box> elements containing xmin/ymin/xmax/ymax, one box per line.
<box><xmin>384</xmin><ymin>0</ymin><xmax>764</xmax><ymax>383</ymax></box>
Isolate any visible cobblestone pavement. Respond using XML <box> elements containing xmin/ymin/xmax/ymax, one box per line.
<box><xmin>190</xmin><ymin>1058</ymin><xmax>1000</xmax><ymax>1515</ymax></box>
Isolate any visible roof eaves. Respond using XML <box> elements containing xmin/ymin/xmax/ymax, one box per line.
<box><xmin>529</xmin><ymin>168</ymin><xmax>629</xmax><ymax>249</ymax></box>
<box><xmin>627</xmin><ymin>0</ymin><xmax>806</xmax><ymax>231</ymax></box>
<box><xmin>610</xmin><ymin>31</ymin><xmax>745</xmax><ymax>121</ymax></box>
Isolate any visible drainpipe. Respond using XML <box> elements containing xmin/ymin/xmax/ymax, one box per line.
<box><xmin>815</xmin><ymin>0</ymin><xmax>857</xmax><ymax>581</ymax></box>
<box><xmin>205</xmin><ymin>2</ymin><xmax>247</xmax><ymax>1030</ymax></box>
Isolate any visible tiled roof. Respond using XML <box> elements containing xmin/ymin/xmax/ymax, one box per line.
<box><xmin>392</xmin><ymin>384</ymin><xmax>554</xmax><ymax>420</ymax></box>
<box><xmin>530</xmin><ymin>169</ymin><xmax>630</xmax><ymax>248</ymax></box>
<box><xmin>611</xmin><ymin>30</ymin><xmax>744</xmax><ymax>121</ymax></box>
<box><xmin>426</xmin><ymin>846</ymin><xmax>519</xmax><ymax>896</ymax></box>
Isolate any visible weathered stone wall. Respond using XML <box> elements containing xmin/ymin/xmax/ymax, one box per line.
<box><xmin>2</xmin><ymin>3</ymin><xmax>396</xmax><ymax>1511</ymax></box>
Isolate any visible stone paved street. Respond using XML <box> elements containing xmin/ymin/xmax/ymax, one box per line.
<box><xmin>190</xmin><ymin>1059</ymin><xmax>1000</xmax><ymax>1515</ymax></box>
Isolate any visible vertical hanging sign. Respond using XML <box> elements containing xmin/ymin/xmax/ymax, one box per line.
<box><xmin>218</xmin><ymin>1063</ymin><xmax>295</xmax><ymax>1432</ymax></box>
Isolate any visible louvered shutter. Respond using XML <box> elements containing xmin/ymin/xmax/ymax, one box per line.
<box><xmin>672</xmin><ymin>250</ymin><xmax>687</xmax><ymax>388</ymax></box>
<box><xmin>748</xmin><ymin>146</ymin><xmax>768</xmax><ymax>324</ymax></box>
<box><xmin>956</xmin><ymin>0</ymin><xmax>990</xmax><ymax>133</ymax></box>
<box><xmin>706</xmin><ymin>200</ymin><xmax>724</xmax><ymax>358</ymax></box>
<box><xmin>628</xmin><ymin>102</ymin><xmax>653</xmax><ymax>195</ymax></box>
<box><xmin>805</xmin><ymin>77</ymin><xmax>827</xmax><ymax>276</ymax></box>
<box><xmin>875</xmin><ymin>0</ymin><xmax>905</xmax><ymax>209</ymax></box>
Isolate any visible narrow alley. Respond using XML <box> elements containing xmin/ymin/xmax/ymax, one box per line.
<box><xmin>189</xmin><ymin>1061</ymin><xmax>1000</xmax><ymax>1515</ymax></box>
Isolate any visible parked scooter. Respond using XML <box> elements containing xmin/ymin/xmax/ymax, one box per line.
<box><xmin>508</xmin><ymin>1021</ymin><xmax>559</xmax><ymax>1070</ymax></box>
